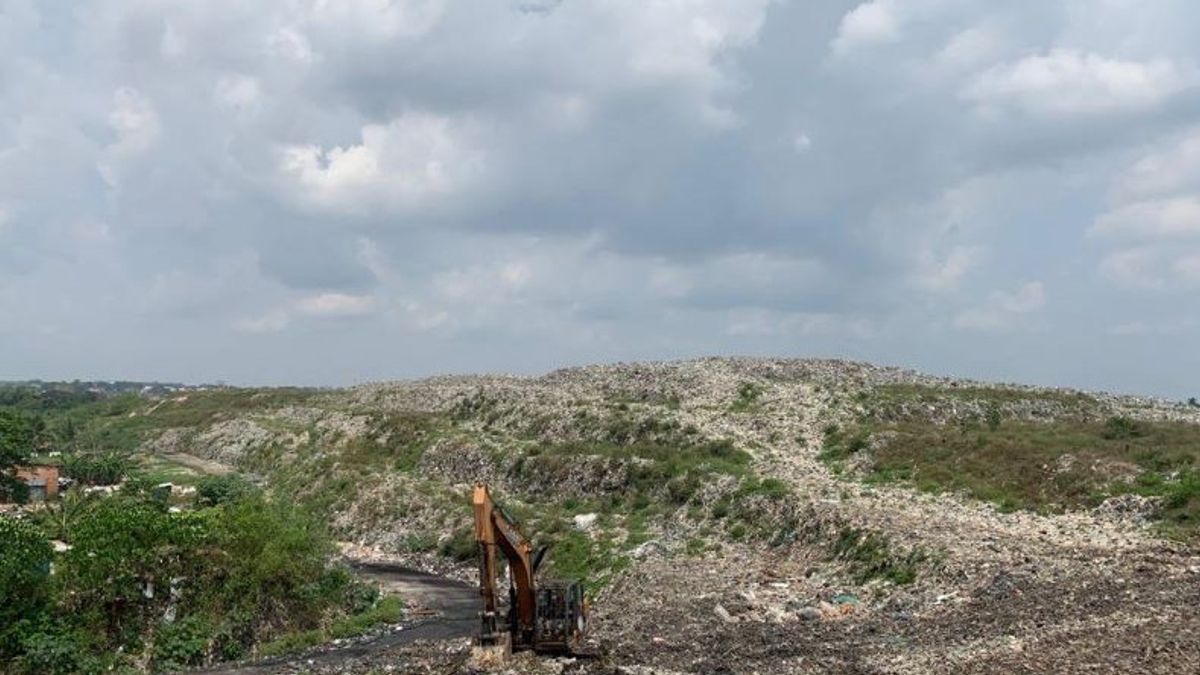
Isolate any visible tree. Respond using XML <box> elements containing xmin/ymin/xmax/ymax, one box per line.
<box><xmin>0</xmin><ymin>411</ymin><xmax>35</xmax><ymax>503</ymax></box>
<box><xmin>0</xmin><ymin>517</ymin><xmax>53</xmax><ymax>656</ymax></box>
<box><xmin>1189</xmin><ymin>397</ymin><xmax>1199</xmax><ymax>408</ymax></box>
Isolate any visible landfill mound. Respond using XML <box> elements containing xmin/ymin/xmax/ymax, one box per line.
<box><xmin>139</xmin><ymin>358</ymin><xmax>1200</xmax><ymax>674</ymax></box>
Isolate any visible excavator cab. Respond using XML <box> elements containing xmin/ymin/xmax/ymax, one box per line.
<box><xmin>531</xmin><ymin>580</ymin><xmax>586</xmax><ymax>653</ymax></box>
<box><xmin>472</xmin><ymin>483</ymin><xmax>588</xmax><ymax>654</ymax></box>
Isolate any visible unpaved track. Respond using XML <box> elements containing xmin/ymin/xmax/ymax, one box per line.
<box><xmin>191</xmin><ymin>565</ymin><xmax>476</xmax><ymax>674</ymax></box>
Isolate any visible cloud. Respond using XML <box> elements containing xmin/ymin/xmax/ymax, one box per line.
<box><xmin>1092</xmin><ymin>126</ymin><xmax>1200</xmax><ymax>291</ymax></box>
<box><xmin>913</xmin><ymin>246</ymin><xmax>981</xmax><ymax>293</ymax></box>
<box><xmin>295</xmin><ymin>292</ymin><xmax>376</xmax><ymax>318</ymax></box>
<box><xmin>1115</xmin><ymin>127</ymin><xmax>1200</xmax><ymax>200</ymax></box>
<box><xmin>1099</xmin><ymin>248</ymin><xmax>1165</xmax><ymax>290</ymax></box>
<box><xmin>5</xmin><ymin>0</ymin><xmax>1200</xmax><ymax>395</ymax></box>
<box><xmin>278</xmin><ymin>112</ymin><xmax>483</xmax><ymax>215</ymax></box>
<box><xmin>215</xmin><ymin>74</ymin><xmax>262</xmax><ymax>115</ymax></box>
<box><xmin>833</xmin><ymin>1</ymin><xmax>901</xmax><ymax>54</ymax></box>
<box><xmin>235</xmin><ymin>310</ymin><xmax>290</xmax><ymax>334</ymax></box>
<box><xmin>954</xmin><ymin>281</ymin><xmax>1046</xmax><ymax>331</ymax></box>
<box><xmin>1110</xmin><ymin>317</ymin><xmax>1200</xmax><ymax>336</ymax></box>
<box><xmin>305</xmin><ymin>0</ymin><xmax>448</xmax><ymax>41</ymax></box>
<box><xmin>964</xmin><ymin>49</ymin><xmax>1192</xmax><ymax>116</ymax></box>
<box><xmin>234</xmin><ymin>291</ymin><xmax>375</xmax><ymax>333</ymax></box>
<box><xmin>1091</xmin><ymin>196</ymin><xmax>1200</xmax><ymax>239</ymax></box>
<box><xmin>98</xmin><ymin>87</ymin><xmax>160</xmax><ymax>186</ymax></box>
<box><xmin>1173</xmin><ymin>252</ymin><xmax>1200</xmax><ymax>283</ymax></box>
<box><xmin>1095</xmin><ymin>246</ymin><xmax>1200</xmax><ymax>291</ymax></box>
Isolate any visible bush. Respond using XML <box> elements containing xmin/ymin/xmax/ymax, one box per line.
<box><xmin>151</xmin><ymin>615</ymin><xmax>211</xmax><ymax>672</ymax></box>
<box><xmin>194</xmin><ymin>474</ymin><xmax>257</xmax><ymax>506</ymax></box>
<box><xmin>3</xmin><ymin>492</ymin><xmax>358</xmax><ymax>670</ymax></box>
<box><xmin>11</xmin><ymin>620</ymin><xmax>100</xmax><ymax>675</ymax></box>
<box><xmin>0</xmin><ymin>517</ymin><xmax>53</xmax><ymax>657</ymax></box>
<box><xmin>1101</xmin><ymin>416</ymin><xmax>1144</xmax><ymax>440</ymax></box>
<box><xmin>61</xmin><ymin>452</ymin><xmax>131</xmax><ymax>486</ymax></box>
<box><xmin>730</xmin><ymin>382</ymin><xmax>763</xmax><ymax>412</ymax></box>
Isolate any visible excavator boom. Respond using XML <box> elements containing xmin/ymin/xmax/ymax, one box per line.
<box><xmin>471</xmin><ymin>483</ymin><xmax>587</xmax><ymax>653</ymax></box>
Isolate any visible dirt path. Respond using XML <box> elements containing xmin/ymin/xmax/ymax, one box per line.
<box><xmin>161</xmin><ymin>452</ymin><xmax>235</xmax><ymax>476</ymax></box>
<box><xmin>191</xmin><ymin>565</ymin><xmax>477</xmax><ymax>674</ymax></box>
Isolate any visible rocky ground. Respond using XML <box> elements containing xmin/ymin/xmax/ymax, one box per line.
<box><xmin>158</xmin><ymin>358</ymin><xmax>1200</xmax><ymax>674</ymax></box>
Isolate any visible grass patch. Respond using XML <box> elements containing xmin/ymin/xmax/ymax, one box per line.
<box><xmin>259</xmin><ymin>596</ymin><xmax>404</xmax><ymax>658</ymax></box>
<box><xmin>869</xmin><ymin>383</ymin><xmax>1098</xmax><ymax>409</ymax></box>
<box><xmin>137</xmin><ymin>455</ymin><xmax>204</xmax><ymax>486</ymax></box>
<box><xmin>520</xmin><ymin>439</ymin><xmax>752</xmax><ymax>514</ymax></box>
<box><xmin>823</xmin><ymin>385</ymin><xmax>1200</xmax><ymax>539</ymax></box>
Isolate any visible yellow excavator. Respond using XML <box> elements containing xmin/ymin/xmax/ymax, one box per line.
<box><xmin>471</xmin><ymin>483</ymin><xmax>588</xmax><ymax>654</ymax></box>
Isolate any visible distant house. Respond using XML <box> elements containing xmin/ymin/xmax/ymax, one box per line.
<box><xmin>13</xmin><ymin>465</ymin><xmax>60</xmax><ymax>502</ymax></box>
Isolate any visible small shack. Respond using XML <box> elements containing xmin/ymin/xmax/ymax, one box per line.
<box><xmin>14</xmin><ymin>465</ymin><xmax>61</xmax><ymax>502</ymax></box>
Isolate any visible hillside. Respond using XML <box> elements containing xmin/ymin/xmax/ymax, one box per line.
<box><xmin>16</xmin><ymin>358</ymin><xmax>1200</xmax><ymax>674</ymax></box>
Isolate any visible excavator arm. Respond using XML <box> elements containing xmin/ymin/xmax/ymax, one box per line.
<box><xmin>472</xmin><ymin>483</ymin><xmax>538</xmax><ymax>647</ymax></box>
<box><xmin>472</xmin><ymin>482</ymin><xmax>588</xmax><ymax>654</ymax></box>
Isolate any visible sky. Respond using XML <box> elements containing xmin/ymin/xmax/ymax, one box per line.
<box><xmin>1</xmin><ymin>0</ymin><xmax>1199</xmax><ymax>397</ymax></box>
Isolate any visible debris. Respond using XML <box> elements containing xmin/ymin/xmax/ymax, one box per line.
<box><xmin>573</xmin><ymin>513</ymin><xmax>599</xmax><ymax>531</ymax></box>
<box><xmin>796</xmin><ymin>606</ymin><xmax>822</xmax><ymax>621</ymax></box>
<box><xmin>713</xmin><ymin>604</ymin><xmax>735</xmax><ymax>623</ymax></box>
<box><xmin>630</xmin><ymin>540</ymin><xmax>665</xmax><ymax>559</ymax></box>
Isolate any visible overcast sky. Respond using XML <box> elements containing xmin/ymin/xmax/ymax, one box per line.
<box><xmin>2</xmin><ymin>0</ymin><xmax>1199</xmax><ymax>397</ymax></box>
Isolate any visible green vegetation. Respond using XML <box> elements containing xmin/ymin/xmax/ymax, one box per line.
<box><xmin>832</xmin><ymin>526</ymin><xmax>928</xmax><ymax>585</ymax></box>
<box><xmin>730</xmin><ymin>382</ymin><xmax>764</xmax><ymax>413</ymax></box>
<box><xmin>1</xmin><ymin>410</ymin><xmax>37</xmax><ymax>502</ymax></box>
<box><xmin>258</xmin><ymin>595</ymin><xmax>403</xmax><ymax>658</ymax></box>
<box><xmin>823</xmin><ymin>384</ymin><xmax>1200</xmax><ymax>539</ymax></box>
<box><xmin>868</xmin><ymin>383</ymin><xmax>1098</xmax><ymax>410</ymax></box>
<box><xmin>0</xmin><ymin>487</ymin><xmax>389</xmax><ymax>673</ymax></box>
<box><xmin>137</xmin><ymin>455</ymin><xmax>204</xmax><ymax>486</ymax></box>
<box><xmin>61</xmin><ymin>452</ymin><xmax>131</xmax><ymax>486</ymax></box>
<box><xmin>0</xmin><ymin>519</ymin><xmax>53</xmax><ymax>655</ymax></box>
<box><xmin>194</xmin><ymin>474</ymin><xmax>257</xmax><ymax>506</ymax></box>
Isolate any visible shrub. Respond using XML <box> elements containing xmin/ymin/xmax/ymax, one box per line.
<box><xmin>61</xmin><ymin>452</ymin><xmax>132</xmax><ymax>486</ymax></box>
<box><xmin>194</xmin><ymin>474</ymin><xmax>257</xmax><ymax>506</ymax></box>
<box><xmin>1101</xmin><ymin>416</ymin><xmax>1144</xmax><ymax>440</ymax></box>
<box><xmin>985</xmin><ymin>405</ymin><xmax>1002</xmax><ymax>431</ymax></box>
<box><xmin>19</xmin><ymin>492</ymin><xmax>356</xmax><ymax>668</ymax></box>
<box><xmin>0</xmin><ymin>517</ymin><xmax>53</xmax><ymax>657</ymax></box>
<box><xmin>832</xmin><ymin>526</ymin><xmax>926</xmax><ymax>585</ymax></box>
<box><xmin>730</xmin><ymin>382</ymin><xmax>763</xmax><ymax>412</ymax></box>
<box><xmin>11</xmin><ymin>620</ymin><xmax>100</xmax><ymax>675</ymax></box>
<box><xmin>151</xmin><ymin>615</ymin><xmax>211</xmax><ymax>672</ymax></box>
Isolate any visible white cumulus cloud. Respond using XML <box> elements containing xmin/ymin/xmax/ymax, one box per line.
<box><xmin>833</xmin><ymin>1</ymin><xmax>901</xmax><ymax>54</ymax></box>
<box><xmin>1091</xmin><ymin>196</ymin><xmax>1200</xmax><ymax>239</ymax></box>
<box><xmin>279</xmin><ymin>112</ymin><xmax>482</xmax><ymax>215</ymax></box>
<box><xmin>295</xmin><ymin>292</ymin><xmax>376</xmax><ymax>318</ymax></box>
<box><xmin>964</xmin><ymin>49</ymin><xmax>1191</xmax><ymax>116</ymax></box>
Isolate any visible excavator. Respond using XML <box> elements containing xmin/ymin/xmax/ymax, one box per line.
<box><xmin>471</xmin><ymin>483</ymin><xmax>588</xmax><ymax>654</ymax></box>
